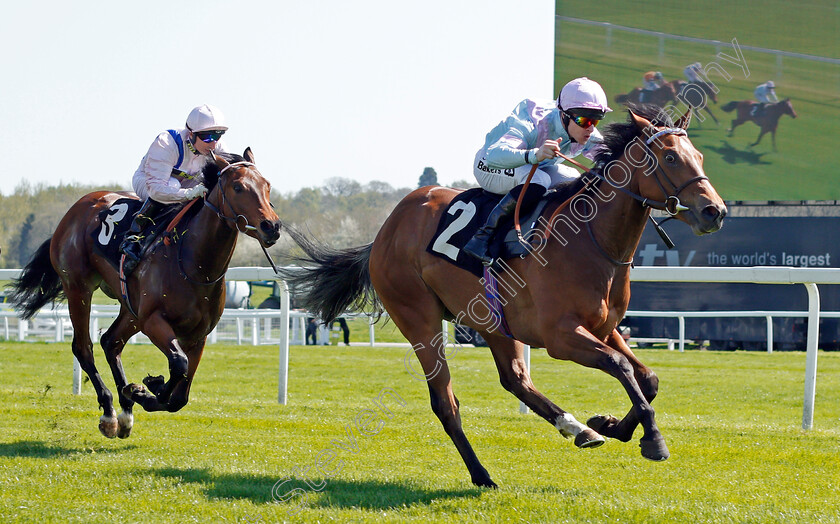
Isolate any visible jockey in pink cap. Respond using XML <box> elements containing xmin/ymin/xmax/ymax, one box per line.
<box><xmin>463</xmin><ymin>77</ymin><xmax>612</xmax><ymax>266</ymax></box>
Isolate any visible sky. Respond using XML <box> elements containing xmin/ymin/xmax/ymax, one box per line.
<box><xmin>0</xmin><ymin>1</ymin><xmax>555</xmax><ymax>196</ymax></box>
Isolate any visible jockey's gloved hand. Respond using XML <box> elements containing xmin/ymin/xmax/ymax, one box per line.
<box><xmin>183</xmin><ymin>184</ymin><xmax>208</xmax><ymax>200</ymax></box>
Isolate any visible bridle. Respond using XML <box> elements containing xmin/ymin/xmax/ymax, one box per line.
<box><xmin>576</xmin><ymin>126</ymin><xmax>708</xmax><ymax>265</ymax></box>
<box><xmin>179</xmin><ymin>160</ymin><xmax>269</xmax><ymax>286</ymax></box>
<box><xmin>587</xmin><ymin>127</ymin><xmax>708</xmax><ymax>217</ymax></box>
<box><xmin>203</xmin><ymin>161</ymin><xmax>263</xmax><ymax>234</ymax></box>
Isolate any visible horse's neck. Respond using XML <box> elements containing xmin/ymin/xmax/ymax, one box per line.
<box><xmin>589</xmin><ymin>175</ymin><xmax>650</xmax><ymax>264</ymax></box>
<box><xmin>183</xmin><ymin>203</ymin><xmax>239</xmax><ymax>276</ymax></box>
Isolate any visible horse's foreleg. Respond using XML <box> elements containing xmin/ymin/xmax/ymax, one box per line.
<box><xmin>586</xmin><ymin>329</ymin><xmax>659</xmax><ymax>443</ymax></box>
<box><xmin>100</xmin><ymin>309</ymin><xmax>140</xmax><ymax>438</ymax></box>
<box><xmin>64</xmin><ymin>285</ymin><xmax>119</xmax><ymax>438</ymax></box>
<box><xmin>162</xmin><ymin>338</ymin><xmax>206</xmax><ymax>412</ymax></box>
<box><xmin>727</xmin><ymin>119</ymin><xmax>743</xmax><ymax>136</ymax></box>
<box><xmin>484</xmin><ymin>333</ymin><xmax>604</xmax><ymax>449</ymax></box>
<box><xmin>546</xmin><ymin>321</ymin><xmax>668</xmax><ymax>461</ymax></box>
<box><xmin>751</xmin><ymin>129</ymin><xmax>768</xmax><ymax>148</ymax></box>
<box><xmin>124</xmin><ymin>312</ymin><xmax>190</xmax><ymax>412</ymax></box>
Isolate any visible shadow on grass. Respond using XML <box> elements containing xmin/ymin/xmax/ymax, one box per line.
<box><xmin>706</xmin><ymin>140</ymin><xmax>771</xmax><ymax>165</ymax></box>
<box><xmin>0</xmin><ymin>440</ymin><xmax>139</xmax><ymax>458</ymax></box>
<box><xmin>153</xmin><ymin>467</ymin><xmax>482</xmax><ymax>510</ymax></box>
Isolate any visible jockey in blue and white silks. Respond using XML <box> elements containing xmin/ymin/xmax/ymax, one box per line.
<box><xmin>120</xmin><ymin>104</ymin><xmax>229</xmax><ymax>275</ymax></box>
<box><xmin>464</xmin><ymin>77</ymin><xmax>612</xmax><ymax>266</ymax></box>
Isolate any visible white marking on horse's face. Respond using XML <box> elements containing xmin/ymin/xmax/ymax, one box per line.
<box><xmin>554</xmin><ymin>412</ymin><xmax>586</xmax><ymax>438</ymax></box>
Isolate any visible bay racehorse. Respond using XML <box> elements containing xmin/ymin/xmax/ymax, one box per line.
<box><xmin>7</xmin><ymin>150</ymin><xmax>281</xmax><ymax>438</ymax></box>
<box><xmin>281</xmin><ymin>105</ymin><xmax>727</xmax><ymax>487</ymax></box>
<box><xmin>722</xmin><ymin>98</ymin><xmax>797</xmax><ymax>151</ymax></box>
<box><xmin>670</xmin><ymin>80</ymin><xmax>719</xmax><ymax>124</ymax></box>
<box><xmin>614</xmin><ymin>83</ymin><xmax>678</xmax><ymax>107</ymax></box>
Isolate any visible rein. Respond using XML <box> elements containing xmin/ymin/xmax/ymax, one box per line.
<box><xmin>178</xmin><ymin>160</ymin><xmax>278</xmax><ymax>286</ymax></box>
<box><xmin>539</xmin><ymin>127</ymin><xmax>703</xmax><ymax>265</ymax></box>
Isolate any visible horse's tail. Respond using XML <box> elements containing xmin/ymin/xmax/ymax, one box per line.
<box><xmin>721</xmin><ymin>101</ymin><xmax>738</xmax><ymax>113</ymax></box>
<box><xmin>280</xmin><ymin>226</ymin><xmax>380</xmax><ymax>324</ymax></box>
<box><xmin>6</xmin><ymin>238</ymin><xmax>65</xmax><ymax>320</ymax></box>
<box><xmin>614</xmin><ymin>94</ymin><xmax>629</xmax><ymax>104</ymax></box>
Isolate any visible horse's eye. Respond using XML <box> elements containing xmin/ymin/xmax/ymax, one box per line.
<box><xmin>664</xmin><ymin>153</ymin><xmax>677</xmax><ymax>164</ymax></box>
<box><xmin>233</xmin><ymin>183</ymin><xmax>243</xmax><ymax>193</ymax></box>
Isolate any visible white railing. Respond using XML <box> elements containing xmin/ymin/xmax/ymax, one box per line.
<box><xmin>556</xmin><ymin>15</ymin><xmax>840</xmax><ymax>66</ymax></box>
<box><xmin>3</xmin><ymin>266</ymin><xmax>839</xmax><ymax>429</ymax></box>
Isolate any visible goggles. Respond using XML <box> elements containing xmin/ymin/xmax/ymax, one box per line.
<box><xmin>194</xmin><ymin>130</ymin><xmax>225</xmax><ymax>143</ymax></box>
<box><xmin>566</xmin><ymin>113</ymin><xmax>600</xmax><ymax>129</ymax></box>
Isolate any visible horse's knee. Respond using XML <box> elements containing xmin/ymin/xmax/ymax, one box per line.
<box><xmin>168</xmin><ymin>353</ymin><xmax>189</xmax><ymax>379</ymax></box>
<box><xmin>638</xmin><ymin>369</ymin><xmax>659</xmax><ymax>401</ymax></box>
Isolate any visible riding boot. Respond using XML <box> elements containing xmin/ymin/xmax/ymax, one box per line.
<box><xmin>463</xmin><ymin>191</ymin><xmax>522</xmax><ymax>266</ymax></box>
<box><xmin>119</xmin><ymin>198</ymin><xmax>164</xmax><ymax>275</ymax></box>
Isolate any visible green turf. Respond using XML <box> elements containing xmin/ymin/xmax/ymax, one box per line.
<box><xmin>1</xmin><ymin>341</ymin><xmax>839</xmax><ymax>522</ymax></box>
<box><xmin>554</xmin><ymin>1</ymin><xmax>840</xmax><ymax>200</ymax></box>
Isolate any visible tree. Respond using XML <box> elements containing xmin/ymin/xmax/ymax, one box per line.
<box><xmin>418</xmin><ymin>167</ymin><xmax>438</xmax><ymax>188</ymax></box>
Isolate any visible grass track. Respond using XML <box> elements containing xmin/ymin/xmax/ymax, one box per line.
<box><xmin>1</xmin><ymin>341</ymin><xmax>839</xmax><ymax>522</ymax></box>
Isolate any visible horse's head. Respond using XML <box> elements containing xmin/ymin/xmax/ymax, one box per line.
<box><xmin>206</xmin><ymin>149</ymin><xmax>282</xmax><ymax>246</ymax></box>
<box><xmin>782</xmin><ymin>98</ymin><xmax>797</xmax><ymax>118</ymax></box>
<box><xmin>627</xmin><ymin>107</ymin><xmax>727</xmax><ymax>235</ymax></box>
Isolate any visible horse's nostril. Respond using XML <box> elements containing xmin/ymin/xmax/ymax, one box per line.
<box><xmin>261</xmin><ymin>220</ymin><xmax>281</xmax><ymax>239</ymax></box>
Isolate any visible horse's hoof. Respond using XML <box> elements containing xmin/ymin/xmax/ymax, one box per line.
<box><xmin>471</xmin><ymin>476</ymin><xmax>498</xmax><ymax>489</ymax></box>
<box><xmin>142</xmin><ymin>374</ymin><xmax>166</xmax><ymax>396</ymax></box>
<box><xmin>640</xmin><ymin>437</ymin><xmax>670</xmax><ymax>461</ymax></box>
<box><xmin>574</xmin><ymin>428</ymin><xmax>605</xmax><ymax>449</ymax></box>
<box><xmin>587</xmin><ymin>414</ymin><xmax>619</xmax><ymax>434</ymax></box>
<box><xmin>123</xmin><ymin>383</ymin><xmax>148</xmax><ymax>401</ymax></box>
<box><xmin>116</xmin><ymin>411</ymin><xmax>134</xmax><ymax>439</ymax></box>
<box><xmin>99</xmin><ymin>414</ymin><xmax>118</xmax><ymax>439</ymax></box>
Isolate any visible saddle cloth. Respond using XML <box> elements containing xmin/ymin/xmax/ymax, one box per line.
<box><xmin>91</xmin><ymin>198</ymin><xmax>182</xmax><ymax>270</ymax></box>
<box><xmin>427</xmin><ymin>181</ymin><xmax>584</xmax><ymax>277</ymax></box>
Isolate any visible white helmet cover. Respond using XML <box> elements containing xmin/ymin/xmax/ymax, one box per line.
<box><xmin>558</xmin><ymin>77</ymin><xmax>612</xmax><ymax>113</ymax></box>
<box><xmin>186</xmin><ymin>104</ymin><xmax>228</xmax><ymax>132</ymax></box>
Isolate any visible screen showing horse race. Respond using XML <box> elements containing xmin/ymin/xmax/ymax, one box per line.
<box><xmin>554</xmin><ymin>1</ymin><xmax>840</xmax><ymax>201</ymax></box>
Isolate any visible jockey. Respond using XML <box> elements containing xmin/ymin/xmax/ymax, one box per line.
<box><xmin>754</xmin><ymin>80</ymin><xmax>778</xmax><ymax>104</ymax></box>
<box><xmin>641</xmin><ymin>71</ymin><xmax>664</xmax><ymax>102</ymax></box>
<box><xmin>119</xmin><ymin>104</ymin><xmax>228</xmax><ymax>275</ymax></box>
<box><xmin>463</xmin><ymin>77</ymin><xmax>611</xmax><ymax>266</ymax></box>
<box><xmin>683</xmin><ymin>62</ymin><xmax>703</xmax><ymax>84</ymax></box>
<box><xmin>752</xmin><ymin>81</ymin><xmax>778</xmax><ymax>116</ymax></box>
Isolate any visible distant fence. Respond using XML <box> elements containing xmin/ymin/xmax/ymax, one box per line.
<box><xmin>556</xmin><ymin>16</ymin><xmax>840</xmax><ymax>96</ymax></box>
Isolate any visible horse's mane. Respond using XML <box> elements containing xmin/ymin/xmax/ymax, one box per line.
<box><xmin>594</xmin><ymin>104</ymin><xmax>675</xmax><ymax>165</ymax></box>
<box><xmin>201</xmin><ymin>152</ymin><xmax>246</xmax><ymax>192</ymax></box>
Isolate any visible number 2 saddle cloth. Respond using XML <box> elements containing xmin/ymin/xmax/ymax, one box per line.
<box><xmin>426</xmin><ymin>179</ymin><xmax>584</xmax><ymax>277</ymax></box>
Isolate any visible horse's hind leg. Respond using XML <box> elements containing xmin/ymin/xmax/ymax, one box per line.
<box><xmin>64</xmin><ymin>285</ymin><xmax>119</xmax><ymax>438</ymax></box>
<box><xmin>100</xmin><ymin>309</ymin><xmax>140</xmax><ymax>438</ymax></box>
<box><xmin>586</xmin><ymin>329</ymin><xmax>659</xmax><ymax>443</ymax></box>
<box><xmin>383</xmin><ymin>293</ymin><xmax>496</xmax><ymax>488</ymax></box>
<box><xmin>484</xmin><ymin>333</ymin><xmax>604</xmax><ymax>449</ymax></box>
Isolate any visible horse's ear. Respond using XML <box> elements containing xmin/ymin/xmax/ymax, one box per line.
<box><xmin>212</xmin><ymin>152</ymin><xmax>229</xmax><ymax>170</ymax></box>
<box><xmin>629</xmin><ymin>110</ymin><xmax>653</xmax><ymax>130</ymax></box>
<box><xmin>675</xmin><ymin>106</ymin><xmax>692</xmax><ymax>130</ymax></box>
<box><xmin>243</xmin><ymin>147</ymin><xmax>255</xmax><ymax>163</ymax></box>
